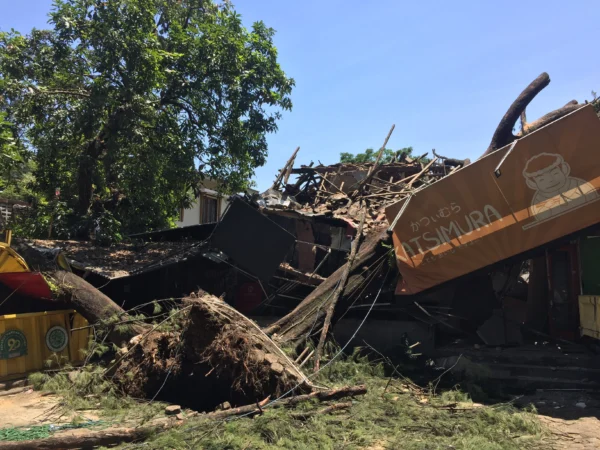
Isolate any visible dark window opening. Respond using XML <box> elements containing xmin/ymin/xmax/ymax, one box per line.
<box><xmin>201</xmin><ymin>196</ymin><xmax>219</xmax><ymax>224</ymax></box>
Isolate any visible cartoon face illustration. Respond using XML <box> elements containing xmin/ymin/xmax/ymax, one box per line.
<box><xmin>530</xmin><ymin>165</ymin><xmax>569</xmax><ymax>194</ymax></box>
<box><xmin>523</xmin><ymin>152</ymin><xmax>599</xmax><ymax>225</ymax></box>
<box><xmin>524</xmin><ymin>153</ymin><xmax>570</xmax><ymax>194</ymax></box>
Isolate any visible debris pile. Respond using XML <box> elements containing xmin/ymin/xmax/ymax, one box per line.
<box><xmin>31</xmin><ymin>239</ymin><xmax>192</xmax><ymax>278</ymax></box>
<box><xmin>2</xmin><ymin>71</ymin><xmax>600</xmax><ymax>449</ymax></box>
<box><xmin>261</xmin><ymin>150</ymin><xmax>469</xmax><ymax>231</ymax></box>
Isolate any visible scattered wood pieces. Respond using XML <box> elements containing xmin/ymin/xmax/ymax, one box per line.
<box><xmin>204</xmin><ymin>384</ymin><xmax>367</xmax><ymax>420</ymax></box>
<box><xmin>314</xmin><ymin>206</ymin><xmax>367</xmax><ymax>372</ymax></box>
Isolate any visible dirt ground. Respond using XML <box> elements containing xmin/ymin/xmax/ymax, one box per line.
<box><xmin>517</xmin><ymin>389</ymin><xmax>600</xmax><ymax>449</ymax></box>
<box><xmin>539</xmin><ymin>415</ymin><xmax>600</xmax><ymax>449</ymax></box>
<box><xmin>0</xmin><ymin>388</ymin><xmax>100</xmax><ymax>428</ymax></box>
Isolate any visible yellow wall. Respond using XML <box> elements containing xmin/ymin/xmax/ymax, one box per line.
<box><xmin>0</xmin><ymin>242</ymin><xmax>29</xmax><ymax>273</ymax></box>
<box><xmin>0</xmin><ymin>310</ymin><xmax>89</xmax><ymax>380</ymax></box>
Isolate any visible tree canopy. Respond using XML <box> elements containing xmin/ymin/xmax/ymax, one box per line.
<box><xmin>340</xmin><ymin>147</ymin><xmax>414</xmax><ymax>164</ymax></box>
<box><xmin>0</xmin><ymin>0</ymin><xmax>293</xmax><ymax>240</ymax></box>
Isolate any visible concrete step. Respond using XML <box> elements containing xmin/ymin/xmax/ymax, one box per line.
<box><xmin>485</xmin><ymin>374</ymin><xmax>600</xmax><ymax>391</ymax></box>
<box><xmin>435</xmin><ymin>345</ymin><xmax>600</xmax><ymax>369</ymax></box>
<box><xmin>485</xmin><ymin>362</ymin><xmax>600</xmax><ymax>384</ymax></box>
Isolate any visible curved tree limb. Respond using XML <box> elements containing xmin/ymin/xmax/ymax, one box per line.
<box><xmin>482</xmin><ymin>72</ymin><xmax>550</xmax><ymax>157</ymax></box>
<box><xmin>517</xmin><ymin>100</ymin><xmax>581</xmax><ymax>136</ymax></box>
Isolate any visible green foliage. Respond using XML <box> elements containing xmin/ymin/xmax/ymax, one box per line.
<box><xmin>10</xmin><ymin>198</ymin><xmax>74</xmax><ymax>239</ymax></box>
<box><xmin>0</xmin><ymin>425</ymin><xmax>54</xmax><ymax>441</ymax></box>
<box><xmin>0</xmin><ymin>111</ymin><xmax>36</xmax><ymax>202</ymax></box>
<box><xmin>340</xmin><ymin>147</ymin><xmax>414</xmax><ymax>164</ymax></box>
<box><xmin>28</xmin><ymin>364</ymin><xmax>164</xmax><ymax>422</ymax></box>
<box><xmin>138</xmin><ymin>355</ymin><xmax>543</xmax><ymax>450</ymax></box>
<box><xmin>0</xmin><ymin>0</ymin><xmax>293</xmax><ymax>241</ymax></box>
<box><xmin>314</xmin><ymin>346</ymin><xmax>385</xmax><ymax>385</ymax></box>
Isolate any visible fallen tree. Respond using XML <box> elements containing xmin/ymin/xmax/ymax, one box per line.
<box><xmin>264</xmin><ymin>226</ymin><xmax>391</xmax><ymax>346</ymax></box>
<box><xmin>12</xmin><ymin>240</ymin><xmax>144</xmax><ymax>345</ymax></box>
<box><xmin>482</xmin><ymin>72</ymin><xmax>583</xmax><ymax>157</ymax></box>
<box><xmin>13</xmin><ymin>240</ymin><xmax>312</xmax><ymax>411</ymax></box>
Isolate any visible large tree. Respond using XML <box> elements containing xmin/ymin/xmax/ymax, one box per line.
<box><xmin>0</xmin><ymin>110</ymin><xmax>34</xmax><ymax>203</ymax></box>
<box><xmin>0</xmin><ymin>0</ymin><xmax>293</xmax><ymax>237</ymax></box>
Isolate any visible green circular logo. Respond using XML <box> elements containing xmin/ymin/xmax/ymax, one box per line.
<box><xmin>46</xmin><ymin>326</ymin><xmax>68</xmax><ymax>353</ymax></box>
<box><xmin>0</xmin><ymin>329</ymin><xmax>28</xmax><ymax>359</ymax></box>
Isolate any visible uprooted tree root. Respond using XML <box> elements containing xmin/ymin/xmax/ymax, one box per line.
<box><xmin>114</xmin><ymin>292</ymin><xmax>311</xmax><ymax>412</ymax></box>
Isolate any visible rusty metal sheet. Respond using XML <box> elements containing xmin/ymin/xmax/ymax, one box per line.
<box><xmin>386</xmin><ymin>105</ymin><xmax>600</xmax><ymax>295</ymax></box>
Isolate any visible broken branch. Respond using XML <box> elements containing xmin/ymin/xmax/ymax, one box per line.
<box><xmin>204</xmin><ymin>384</ymin><xmax>367</xmax><ymax>420</ymax></box>
<box><xmin>483</xmin><ymin>72</ymin><xmax>550</xmax><ymax>156</ymax></box>
<box><xmin>314</xmin><ymin>206</ymin><xmax>367</xmax><ymax>372</ymax></box>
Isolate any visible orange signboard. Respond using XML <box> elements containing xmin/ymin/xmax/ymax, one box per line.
<box><xmin>385</xmin><ymin>105</ymin><xmax>600</xmax><ymax>295</ymax></box>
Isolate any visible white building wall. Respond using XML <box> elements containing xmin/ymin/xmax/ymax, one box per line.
<box><xmin>176</xmin><ymin>182</ymin><xmax>229</xmax><ymax>227</ymax></box>
<box><xmin>175</xmin><ymin>179</ymin><xmax>255</xmax><ymax>228</ymax></box>
<box><xmin>177</xmin><ymin>198</ymin><xmax>202</xmax><ymax>227</ymax></box>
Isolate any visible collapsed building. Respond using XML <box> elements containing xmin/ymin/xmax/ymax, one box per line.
<box><xmin>1</xmin><ymin>72</ymin><xmax>599</xmax><ymax>391</ymax></box>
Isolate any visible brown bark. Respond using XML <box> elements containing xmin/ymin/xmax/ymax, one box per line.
<box><xmin>431</xmin><ymin>149</ymin><xmax>468</xmax><ymax>167</ymax></box>
<box><xmin>10</xmin><ymin>240</ymin><xmax>64</xmax><ymax>272</ymax></box>
<box><xmin>483</xmin><ymin>72</ymin><xmax>550</xmax><ymax>157</ymax></box>
<box><xmin>264</xmin><ymin>228</ymin><xmax>390</xmax><ymax>345</ymax></box>
<box><xmin>48</xmin><ymin>271</ymin><xmax>145</xmax><ymax>346</ymax></box>
<box><xmin>76</xmin><ymin>105</ymin><xmax>130</xmax><ymax>215</ymax></box>
<box><xmin>518</xmin><ymin>100</ymin><xmax>581</xmax><ymax>136</ymax></box>
<box><xmin>77</xmin><ymin>139</ymin><xmax>103</xmax><ymax>215</ymax></box>
<box><xmin>205</xmin><ymin>384</ymin><xmax>367</xmax><ymax>420</ymax></box>
<box><xmin>12</xmin><ymin>240</ymin><xmax>146</xmax><ymax>345</ymax></box>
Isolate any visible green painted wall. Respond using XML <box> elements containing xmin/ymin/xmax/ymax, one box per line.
<box><xmin>581</xmin><ymin>236</ymin><xmax>600</xmax><ymax>295</ymax></box>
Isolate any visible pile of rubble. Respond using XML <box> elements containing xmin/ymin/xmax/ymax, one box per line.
<box><xmin>260</xmin><ymin>148</ymin><xmax>468</xmax><ymax>231</ymax></box>
<box><xmin>5</xmin><ymin>72</ymin><xmax>600</xmax><ymax>447</ymax></box>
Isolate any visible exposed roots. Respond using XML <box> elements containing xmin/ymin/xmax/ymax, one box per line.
<box><xmin>113</xmin><ymin>292</ymin><xmax>310</xmax><ymax>411</ymax></box>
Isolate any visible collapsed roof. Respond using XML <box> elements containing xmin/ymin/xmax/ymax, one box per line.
<box><xmin>31</xmin><ymin>239</ymin><xmax>194</xmax><ymax>279</ymax></box>
<box><xmin>260</xmin><ymin>150</ymin><xmax>467</xmax><ymax>232</ymax></box>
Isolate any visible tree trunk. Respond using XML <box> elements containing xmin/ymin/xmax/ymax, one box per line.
<box><xmin>47</xmin><ymin>271</ymin><xmax>145</xmax><ymax>346</ymax></box>
<box><xmin>518</xmin><ymin>100</ymin><xmax>581</xmax><ymax>137</ymax></box>
<box><xmin>482</xmin><ymin>72</ymin><xmax>550</xmax><ymax>157</ymax></box>
<box><xmin>481</xmin><ymin>73</ymin><xmax>584</xmax><ymax>159</ymax></box>
<box><xmin>76</xmin><ymin>142</ymin><xmax>97</xmax><ymax>216</ymax></box>
<box><xmin>12</xmin><ymin>240</ymin><xmax>145</xmax><ymax>345</ymax></box>
<box><xmin>264</xmin><ymin>228</ymin><xmax>390</xmax><ymax>345</ymax></box>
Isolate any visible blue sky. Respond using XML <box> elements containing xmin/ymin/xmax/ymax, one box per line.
<box><xmin>1</xmin><ymin>0</ymin><xmax>599</xmax><ymax>191</ymax></box>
